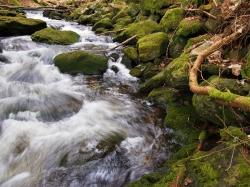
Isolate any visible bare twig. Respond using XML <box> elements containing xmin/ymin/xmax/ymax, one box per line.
<box><xmin>186</xmin><ymin>8</ymin><xmax>217</xmax><ymax>19</ymax></box>
<box><xmin>108</xmin><ymin>35</ymin><xmax>137</xmax><ymax>51</ymax></box>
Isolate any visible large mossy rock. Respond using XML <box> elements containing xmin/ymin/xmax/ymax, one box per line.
<box><xmin>53</xmin><ymin>51</ymin><xmax>108</xmax><ymax>75</ymax></box>
<box><xmin>160</xmin><ymin>7</ymin><xmax>185</xmax><ymax>32</ymax></box>
<box><xmin>0</xmin><ymin>16</ymin><xmax>46</xmax><ymax>36</ymax></box>
<box><xmin>137</xmin><ymin>32</ymin><xmax>168</xmax><ymax>62</ymax></box>
<box><xmin>141</xmin><ymin>0</ymin><xmax>173</xmax><ymax>14</ymax></box>
<box><xmin>139</xmin><ymin>53</ymin><xmax>190</xmax><ymax>92</ymax></box>
<box><xmin>114</xmin><ymin>20</ymin><xmax>162</xmax><ymax>43</ymax></box>
<box><xmin>31</xmin><ymin>28</ymin><xmax>80</xmax><ymax>45</ymax></box>
<box><xmin>92</xmin><ymin>17</ymin><xmax>113</xmax><ymax>31</ymax></box>
<box><xmin>130</xmin><ymin>63</ymin><xmax>159</xmax><ymax>80</ymax></box>
<box><xmin>123</xmin><ymin>46</ymin><xmax>139</xmax><ymax>64</ymax></box>
<box><xmin>176</xmin><ymin>17</ymin><xmax>204</xmax><ymax>37</ymax></box>
<box><xmin>192</xmin><ymin>76</ymin><xmax>250</xmax><ymax>127</ymax></box>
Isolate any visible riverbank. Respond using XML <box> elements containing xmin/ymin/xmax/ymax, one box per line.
<box><xmin>0</xmin><ymin>0</ymin><xmax>250</xmax><ymax>186</ymax></box>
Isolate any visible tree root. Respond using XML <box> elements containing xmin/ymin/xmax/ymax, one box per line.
<box><xmin>189</xmin><ymin>27</ymin><xmax>250</xmax><ymax>112</ymax></box>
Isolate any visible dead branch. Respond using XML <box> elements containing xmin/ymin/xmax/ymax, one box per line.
<box><xmin>108</xmin><ymin>35</ymin><xmax>137</xmax><ymax>51</ymax></box>
<box><xmin>185</xmin><ymin>8</ymin><xmax>217</xmax><ymax>19</ymax></box>
<box><xmin>189</xmin><ymin>27</ymin><xmax>250</xmax><ymax>112</ymax></box>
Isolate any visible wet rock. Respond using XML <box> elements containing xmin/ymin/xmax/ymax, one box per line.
<box><xmin>148</xmin><ymin>87</ymin><xmax>179</xmax><ymax>108</ymax></box>
<box><xmin>92</xmin><ymin>17</ymin><xmax>113</xmax><ymax>31</ymax></box>
<box><xmin>160</xmin><ymin>8</ymin><xmax>185</xmax><ymax>32</ymax></box>
<box><xmin>192</xmin><ymin>76</ymin><xmax>250</xmax><ymax>127</ymax></box>
<box><xmin>111</xmin><ymin>65</ymin><xmax>119</xmax><ymax>73</ymax></box>
<box><xmin>31</xmin><ymin>28</ymin><xmax>80</xmax><ymax>45</ymax></box>
<box><xmin>114</xmin><ymin>20</ymin><xmax>162</xmax><ymax>44</ymax></box>
<box><xmin>123</xmin><ymin>47</ymin><xmax>138</xmax><ymax>64</ymax></box>
<box><xmin>137</xmin><ymin>32</ymin><xmax>168</xmax><ymax>62</ymax></box>
<box><xmin>130</xmin><ymin>63</ymin><xmax>159</xmax><ymax>80</ymax></box>
<box><xmin>0</xmin><ymin>16</ymin><xmax>47</xmax><ymax>37</ymax></box>
<box><xmin>0</xmin><ymin>10</ymin><xmax>19</xmax><ymax>17</ymax></box>
<box><xmin>109</xmin><ymin>52</ymin><xmax>120</xmax><ymax>61</ymax></box>
<box><xmin>0</xmin><ymin>55</ymin><xmax>10</xmax><ymax>63</ymax></box>
<box><xmin>43</xmin><ymin>10</ymin><xmax>65</xmax><ymax>20</ymax></box>
<box><xmin>54</xmin><ymin>51</ymin><xmax>108</xmax><ymax>75</ymax></box>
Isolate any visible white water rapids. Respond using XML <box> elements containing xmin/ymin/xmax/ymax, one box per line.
<box><xmin>0</xmin><ymin>11</ymin><xmax>169</xmax><ymax>187</ymax></box>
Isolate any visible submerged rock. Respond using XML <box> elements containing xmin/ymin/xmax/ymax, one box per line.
<box><xmin>0</xmin><ymin>16</ymin><xmax>46</xmax><ymax>36</ymax></box>
<box><xmin>137</xmin><ymin>32</ymin><xmax>168</xmax><ymax>62</ymax></box>
<box><xmin>54</xmin><ymin>51</ymin><xmax>108</xmax><ymax>75</ymax></box>
<box><xmin>31</xmin><ymin>28</ymin><xmax>80</xmax><ymax>45</ymax></box>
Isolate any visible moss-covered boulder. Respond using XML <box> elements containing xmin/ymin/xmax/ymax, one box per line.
<box><xmin>140</xmin><ymin>52</ymin><xmax>190</xmax><ymax>92</ymax></box>
<box><xmin>31</xmin><ymin>28</ymin><xmax>80</xmax><ymax>45</ymax></box>
<box><xmin>0</xmin><ymin>16</ymin><xmax>46</xmax><ymax>36</ymax></box>
<box><xmin>192</xmin><ymin>76</ymin><xmax>250</xmax><ymax>127</ymax></box>
<box><xmin>142</xmin><ymin>0</ymin><xmax>173</xmax><ymax>14</ymax></box>
<box><xmin>160</xmin><ymin>8</ymin><xmax>185</xmax><ymax>32</ymax></box>
<box><xmin>148</xmin><ymin>87</ymin><xmax>179</xmax><ymax>108</ymax></box>
<box><xmin>123</xmin><ymin>46</ymin><xmax>138</xmax><ymax>64</ymax></box>
<box><xmin>168</xmin><ymin>35</ymin><xmax>187</xmax><ymax>58</ymax></box>
<box><xmin>176</xmin><ymin>17</ymin><xmax>204</xmax><ymax>37</ymax></box>
<box><xmin>164</xmin><ymin>52</ymin><xmax>190</xmax><ymax>88</ymax></box>
<box><xmin>54</xmin><ymin>51</ymin><xmax>108</xmax><ymax>75</ymax></box>
<box><xmin>0</xmin><ymin>10</ymin><xmax>19</xmax><ymax>17</ymax></box>
<box><xmin>130</xmin><ymin>63</ymin><xmax>159</xmax><ymax>80</ymax></box>
<box><xmin>114</xmin><ymin>20</ymin><xmax>162</xmax><ymax>43</ymax></box>
<box><xmin>137</xmin><ymin>32</ymin><xmax>168</xmax><ymax>62</ymax></box>
<box><xmin>92</xmin><ymin>17</ymin><xmax>113</xmax><ymax>31</ymax></box>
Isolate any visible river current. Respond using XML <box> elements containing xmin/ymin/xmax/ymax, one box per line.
<box><xmin>0</xmin><ymin>11</ymin><xmax>170</xmax><ymax>187</ymax></box>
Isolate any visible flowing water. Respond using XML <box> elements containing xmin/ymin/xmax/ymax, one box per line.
<box><xmin>0</xmin><ymin>11</ymin><xmax>171</xmax><ymax>187</ymax></box>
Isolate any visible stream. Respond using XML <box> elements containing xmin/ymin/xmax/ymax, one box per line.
<box><xmin>0</xmin><ymin>11</ymin><xmax>171</xmax><ymax>187</ymax></box>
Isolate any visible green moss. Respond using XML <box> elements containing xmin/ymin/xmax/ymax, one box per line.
<box><xmin>0</xmin><ymin>16</ymin><xmax>46</xmax><ymax>36</ymax></box>
<box><xmin>92</xmin><ymin>17</ymin><xmax>113</xmax><ymax>31</ymax></box>
<box><xmin>192</xmin><ymin>76</ymin><xmax>250</xmax><ymax>127</ymax></box>
<box><xmin>142</xmin><ymin>0</ymin><xmax>173</xmax><ymax>14</ymax></box>
<box><xmin>184</xmin><ymin>34</ymin><xmax>210</xmax><ymax>50</ymax></box>
<box><xmin>137</xmin><ymin>32</ymin><xmax>168</xmax><ymax>62</ymax></box>
<box><xmin>0</xmin><ymin>10</ymin><xmax>18</xmax><ymax>17</ymax></box>
<box><xmin>241</xmin><ymin>51</ymin><xmax>250</xmax><ymax>79</ymax></box>
<box><xmin>208</xmin><ymin>88</ymin><xmax>238</xmax><ymax>102</ymax></box>
<box><xmin>114</xmin><ymin>20</ymin><xmax>162</xmax><ymax>43</ymax></box>
<box><xmin>130</xmin><ymin>62</ymin><xmax>159</xmax><ymax>79</ymax></box>
<box><xmin>148</xmin><ymin>87</ymin><xmax>179</xmax><ymax>108</ymax></box>
<box><xmin>139</xmin><ymin>70</ymin><xmax>165</xmax><ymax>93</ymax></box>
<box><xmin>130</xmin><ymin>64</ymin><xmax>147</xmax><ymax>77</ymax></box>
<box><xmin>160</xmin><ymin>8</ymin><xmax>184</xmax><ymax>32</ymax></box>
<box><xmin>31</xmin><ymin>28</ymin><xmax>79</xmax><ymax>45</ymax></box>
<box><xmin>164</xmin><ymin>103</ymin><xmax>200</xmax><ymax>143</ymax></box>
<box><xmin>220</xmin><ymin>126</ymin><xmax>247</xmax><ymax>142</ymax></box>
<box><xmin>176</xmin><ymin>17</ymin><xmax>203</xmax><ymax>37</ymax></box>
<box><xmin>53</xmin><ymin>51</ymin><xmax>108</xmax><ymax>75</ymax></box>
<box><xmin>123</xmin><ymin>46</ymin><xmax>138</xmax><ymax>63</ymax></box>
<box><xmin>168</xmin><ymin>35</ymin><xmax>187</xmax><ymax>58</ymax></box>
<box><xmin>164</xmin><ymin>52</ymin><xmax>190</xmax><ymax>88</ymax></box>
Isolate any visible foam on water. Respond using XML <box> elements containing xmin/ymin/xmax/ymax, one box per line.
<box><xmin>0</xmin><ymin>11</ymin><xmax>169</xmax><ymax>187</ymax></box>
